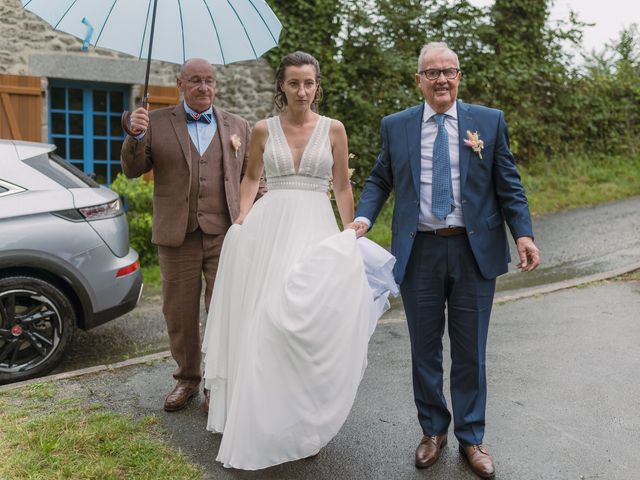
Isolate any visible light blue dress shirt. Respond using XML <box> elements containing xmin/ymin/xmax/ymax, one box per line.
<box><xmin>135</xmin><ymin>101</ymin><xmax>217</xmax><ymax>156</ymax></box>
<box><xmin>183</xmin><ymin>102</ymin><xmax>217</xmax><ymax>155</ymax></box>
<box><xmin>418</xmin><ymin>102</ymin><xmax>465</xmax><ymax>230</ymax></box>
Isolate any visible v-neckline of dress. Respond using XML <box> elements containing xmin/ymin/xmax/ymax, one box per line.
<box><xmin>276</xmin><ymin>115</ymin><xmax>323</xmax><ymax>175</ymax></box>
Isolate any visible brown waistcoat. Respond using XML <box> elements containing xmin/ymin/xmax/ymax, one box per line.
<box><xmin>186</xmin><ymin>129</ymin><xmax>231</xmax><ymax>234</ymax></box>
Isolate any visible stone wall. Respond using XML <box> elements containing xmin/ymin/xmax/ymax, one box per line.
<box><xmin>0</xmin><ymin>0</ymin><xmax>276</xmax><ymax>126</ymax></box>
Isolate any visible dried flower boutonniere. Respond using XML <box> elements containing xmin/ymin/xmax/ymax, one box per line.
<box><xmin>230</xmin><ymin>134</ymin><xmax>241</xmax><ymax>158</ymax></box>
<box><xmin>464</xmin><ymin>130</ymin><xmax>484</xmax><ymax>159</ymax></box>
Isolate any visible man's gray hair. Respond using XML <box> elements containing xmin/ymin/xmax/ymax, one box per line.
<box><xmin>417</xmin><ymin>42</ymin><xmax>460</xmax><ymax>71</ymax></box>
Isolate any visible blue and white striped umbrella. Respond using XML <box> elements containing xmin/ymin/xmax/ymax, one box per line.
<box><xmin>20</xmin><ymin>0</ymin><xmax>282</xmax><ymax>66</ymax></box>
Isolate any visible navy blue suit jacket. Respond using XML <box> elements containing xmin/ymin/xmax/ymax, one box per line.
<box><xmin>356</xmin><ymin>100</ymin><xmax>533</xmax><ymax>284</ymax></box>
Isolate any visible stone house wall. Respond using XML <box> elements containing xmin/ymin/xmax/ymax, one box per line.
<box><xmin>0</xmin><ymin>0</ymin><xmax>276</xmax><ymax>143</ymax></box>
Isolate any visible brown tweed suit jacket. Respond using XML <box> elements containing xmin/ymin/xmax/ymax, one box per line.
<box><xmin>121</xmin><ymin>104</ymin><xmax>254</xmax><ymax>247</ymax></box>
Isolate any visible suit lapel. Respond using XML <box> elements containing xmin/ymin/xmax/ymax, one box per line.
<box><xmin>213</xmin><ymin>106</ymin><xmax>231</xmax><ymax>173</ymax></box>
<box><xmin>406</xmin><ymin>104</ymin><xmax>425</xmax><ymax>196</ymax></box>
<box><xmin>170</xmin><ymin>104</ymin><xmax>192</xmax><ymax>169</ymax></box>
<box><xmin>457</xmin><ymin>100</ymin><xmax>473</xmax><ymax>191</ymax></box>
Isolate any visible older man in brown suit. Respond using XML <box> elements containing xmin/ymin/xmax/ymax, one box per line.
<box><xmin>121</xmin><ymin>58</ymin><xmax>262</xmax><ymax>412</ymax></box>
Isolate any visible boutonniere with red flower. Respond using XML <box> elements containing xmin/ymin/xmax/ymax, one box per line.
<box><xmin>464</xmin><ymin>130</ymin><xmax>484</xmax><ymax>159</ymax></box>
<box><xmin>230</xmin><ymin>134</ymin><xmax>241</xmax><ymax>158</ymax></box>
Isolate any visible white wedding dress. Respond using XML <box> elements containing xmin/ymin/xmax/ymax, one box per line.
<box><xmin>202</xmin><ymin>115</ymin><xmax>397</xmax><ymax>470</ymax></box>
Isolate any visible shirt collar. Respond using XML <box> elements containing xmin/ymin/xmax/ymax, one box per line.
<box><xmin>422</xmin><ymin>101</ymin><xmax>458</xmax><ymax>123</ymax></box>
<box><xmin>183</xmin><ymin>101</ymin><xmax>213</xmax><ymax>118</ymax></box>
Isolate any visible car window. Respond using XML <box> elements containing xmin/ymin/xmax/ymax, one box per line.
<box><xmin>22</xmin><ymin>153</ymin><xmax>100</xmax><ymax>188</ymax></box>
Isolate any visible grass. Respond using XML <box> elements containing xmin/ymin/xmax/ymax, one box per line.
<box><xmin>616</xmin><ymin>269</ymin><xmax>640</xmax><ymax>282</ymax></box>
<box><xmin>0</xmin><ymin>382</ymin><xmax>202</xmax><ymax>480</ymax></box>
<box><xmin>519</xmin><ymin>154</ymin><xmax>640</xmax><ymax>215</ymax></box>
<box><xmin>141</xmin><ymin>263</ymin><xmax>162</xmax><ymax>295</ymax></box>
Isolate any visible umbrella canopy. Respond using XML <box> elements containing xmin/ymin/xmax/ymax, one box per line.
<box><xmin>21</xmin><ymin>0</ymin><xmax>282</xmax><ymax>66</ymax></box>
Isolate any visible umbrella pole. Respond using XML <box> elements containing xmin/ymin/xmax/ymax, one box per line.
<box><xmin>141</xmin><ymin>0</ymin><xmax>159</xmax><ymax>109</ymax></box>
<box><xmin>121</xmin><ymin>0</ymin><xmax>159</xmax><ymax>136</ymax></box>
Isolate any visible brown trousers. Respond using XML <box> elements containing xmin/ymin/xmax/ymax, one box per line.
<box><xmin>158</xmin><ymin>229</ymin><xmax>225</xmax><ymax>383</ymax></box>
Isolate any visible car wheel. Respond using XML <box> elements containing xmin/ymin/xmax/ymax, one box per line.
<box><xmin>0</xmin><ymin>276</ymin><xmax>76</xmax><ymax>384</ymax></box>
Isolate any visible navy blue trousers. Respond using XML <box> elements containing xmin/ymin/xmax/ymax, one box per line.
<box><xmin>400</xmin><ymin>232</ymin><xmax>496</xmax><ymax>445</ymax></box>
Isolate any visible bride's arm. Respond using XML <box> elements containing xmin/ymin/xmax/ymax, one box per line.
<box><xmin>330</xmin><ymin>119</ymin><xmax>354</xmax><ymax>228</ymax></box>
<box><xmin>235</xmin><ymin>120</ymin><xmax>267</xmax><ymax>224</ymax></box>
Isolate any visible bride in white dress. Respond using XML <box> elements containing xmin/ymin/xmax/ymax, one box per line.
<box><xmin>201</xmin><ymin>51</ymin><xmax>396</xmax><ymax>470</ymax></box>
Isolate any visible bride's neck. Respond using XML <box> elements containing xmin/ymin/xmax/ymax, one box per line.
<box><xmin>283</xmin><ymin>109</ymin><xmax>313</xmax><ymax>127</ymax></box>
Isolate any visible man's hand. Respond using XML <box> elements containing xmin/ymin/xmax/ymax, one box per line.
<box><xmin>129</xmin><ymin>106</ymin><xmax>149</xmax><ymax>136</ymax></box>
<box><xmin>345</xmin><ymin>220</ymin><xmax>369</xmax><ymax>238</ymax></box>
<box><xmin>516</xmin><ymin>236</ymin><xmax>540</xmax><ymax>272</ymax></box>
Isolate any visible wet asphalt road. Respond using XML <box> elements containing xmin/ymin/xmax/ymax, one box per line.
<box><xmin>39</xmin><ymin>278</ymin><xmax>640</xmax><ymax>480</ymax></box>
<box><xmin>53</xmin><ymin>196</ymin><xmax>640</xmax><ymax>375</ymax></box>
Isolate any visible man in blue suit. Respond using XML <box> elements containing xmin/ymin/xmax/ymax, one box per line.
<box><xmin>349</xmin><ymin>42</ymin><xmax>540</xmax><ymax>478</ymax></box>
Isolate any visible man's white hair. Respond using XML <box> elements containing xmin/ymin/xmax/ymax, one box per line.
<box><xmin>417</xmin><ymin>42</ymin><xmax>460</xmax><ymax>71</ymax></box>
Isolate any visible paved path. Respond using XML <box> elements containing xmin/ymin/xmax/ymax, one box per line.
<box><xmin>7</xmin><ymin>279</ymin><xmax>638</xmax><ymax>479</ymax></box>
<box><xmin>498</xmin><ymin>196</ymin><xmax>640</xmax><ymax>293</ymax></box>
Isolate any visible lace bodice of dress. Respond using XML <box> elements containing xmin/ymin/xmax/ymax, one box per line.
<box><xmin>264</xmin><ymin>115</ymin><xmax>333</xmax><ymax>192</ymax></box>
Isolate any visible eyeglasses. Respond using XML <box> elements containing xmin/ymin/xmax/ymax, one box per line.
<box><xmin>418</xmin><ymin>68</ymin><xmax>460</xmax><ymax>80</ymax></box>
<box><xmin>185</xmin><ymin>77</ymin><xmax>215</xmax><ymax>87</ymax></box>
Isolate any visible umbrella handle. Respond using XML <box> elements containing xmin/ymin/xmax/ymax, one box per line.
<box><xmin>121</xmin><ymin>96</ymin><xmax>149</xmax><ymax>137</ymax></box>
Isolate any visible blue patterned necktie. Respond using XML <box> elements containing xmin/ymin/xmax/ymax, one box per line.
<box><xmin>186</xmin><ymin>111</ymin><xmax>212</xmax><ymax>124</ymax></box>
<box><xmin>431</xmin><ymin>113</ymin><xmax>455</xmax><ymax>220</ymax></box>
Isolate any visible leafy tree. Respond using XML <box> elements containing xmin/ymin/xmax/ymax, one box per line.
<box><xmin>265</xmin><ymin>0</ymin><xmax>639</xmax><ymax>173</ymax></box>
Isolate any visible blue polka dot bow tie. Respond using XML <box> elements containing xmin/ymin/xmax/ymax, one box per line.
<box><xmin>186</xmin><ymin>112</ymin><xmax>213</xmax><ymax>124</ymax></box>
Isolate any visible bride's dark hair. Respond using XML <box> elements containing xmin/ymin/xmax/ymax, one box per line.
<box><xmin>274</xmin><ymin>51</ymin><xmax>323</xmax><ymax>112</ymax></box>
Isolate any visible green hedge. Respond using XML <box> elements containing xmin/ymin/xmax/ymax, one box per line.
<box><xmin>111</xmin><ymin>174</ymin><xmax>157</xmax><ymax>266</ymax></box>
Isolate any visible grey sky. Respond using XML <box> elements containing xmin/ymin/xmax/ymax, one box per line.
<box><xmin>468</xmin><ymin>0</ymin><xmax>638</xmax><ymax>53</ymax></box>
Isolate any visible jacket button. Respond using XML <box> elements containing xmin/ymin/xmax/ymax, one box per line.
<box><xmin>410</xmin><ymin>232</ymin><xmax>415</xmax><ymax>238</ymax></box>
<box><xmin>469</xmin><ymin>230</ymin><xmax>475</xmax><ymax>235</ymax></box>
<box><xmin>462</xmin><ymin>199</ymin><xmax>467</xmax><ymax>204</ymax></box>
<box><xmin>224</xmin><ymin>176</ymin><xmax>229</xmax><ymax>181</ymax></box>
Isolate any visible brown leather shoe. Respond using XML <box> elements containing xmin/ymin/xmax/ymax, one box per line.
<box><xmin>459</xmin><ymin>444</ymin><xmax>495</xmax><ymax>478</ymax></box>
<box><xmin>202</xmin><ymin>388</ymin><xmax>210</xmax><ymax>413</ymax></box>
<box><xmin>164</xmin><ymin>381</ymin><xmax>199</xmax><ymax>412</ymax></box>
<box><xmin>415</xmin><ymin>434</ymin><xmax>447</xmax><ymax>468</ymax></box>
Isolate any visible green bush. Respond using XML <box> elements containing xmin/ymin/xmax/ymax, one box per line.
<box><xmin>111</xmin><ymin>174</ymin><xmax>157</xmax><ymax>266</ymax></box>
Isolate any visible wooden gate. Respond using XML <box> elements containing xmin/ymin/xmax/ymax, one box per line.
<box><xmin>0</xmin><ymin>74</ymin><xmax>41</xmax><ymax>142</ymax></box>
<box><xmin>146</xmin><ymin>84</ymin><xmax>180</xmax><ymax>110</ymax></box>
<box><xmin>141</xmin><ymin>84</ymin><xmax>180</xmax><ymax>181</ymax></box>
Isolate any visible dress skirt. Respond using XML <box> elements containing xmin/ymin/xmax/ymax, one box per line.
<box><xmin>202</xmin><ymin>188</ymin><xmax>394</xmax><ymax>470</ymax></box>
